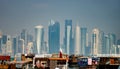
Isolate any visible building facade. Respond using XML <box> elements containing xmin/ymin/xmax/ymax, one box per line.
<box><xmin>91</xmin><ymin>28</ymin><xmax>105</xmax><ymax>56</ymax></box>
<box><xmin>108</xmin><ymin>33</ymin><xmax>116</xmax><ymax>54</ymax></box>
<box><xmin>64</xmin><ymin>20</ymin><xmax>73</xmax><ymax>55</ymax></box>
<box><xmin>48</xmin><ymin>20</ymin><xmax>60</xmax><ymax>54</ymax></box>
<box><xmin>6</xmin><ymin>35</ymin><xmax>12</xmax><ymax>55</ymax></box>
<box><xmin>81</xmin><ymin>27</ymin><xmax>87</xmax><ymax>56</ymax></box>
<box><xmin>74</xmin><ymin>26</ymin><xmax>81</xmax><ymax>55</ymax></box>
<box><xmin>13</xmin><ymin>37</ymin><xmax>17</xmax><ymax>55</ymax></box>
<box><xmin>35</xmin><ymin>25</ymin><xmax>44</xmax><ymax>54</ymax></box>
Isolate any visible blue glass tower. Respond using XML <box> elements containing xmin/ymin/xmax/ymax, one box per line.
<box><xmin>2</xmin><ymin>35</ymin><xmax>7</xmax><ymax>44</ymax></box>
<box><xmin>13</xmin><ymin>37</ymin><xmax>17</xmax><ymax>55</ymax></box>
<box><xmin>100</xmin><ymin>31</ymin><xmax>105</xmax><ymax>54</ymax></box>
<box><xmin>27</xmin><ymin>34</ymin><xmax>33</xmax><ymax>43</ymax></box>
<box><xmin>105</xmin><ymin>35</ymin><xmax>110</xmax><ymax>54</ymax></box>
<box><xmin>108</xmin><ymin>33</ymin><xmax>116</xmax><ymax>54</ymax></box>
<box><xmin>18</xmin><ymin>39</ymin><xmax>24</xmax><ymax>53</ymax></box>
<box><xmin>117</xmin><ymin>39</ymin><xmax>120</xmax><ymax>45</ymax></box>
<box><xmin>21</xmin><ymin>29</ymin><xmax>27</xmax><ymax>42</ymax></box>
<box><xmin>81</xmin><ymin>28</ymin><xmax>87</xmax><ymax>56</ymax></box>
<box><xmin>64</xmin><ymin>19</ymin><xmax>73</xmax><ymax>55</ymax></box>
<box><xmin>21</xmin><ymin>29</ymin><xmax>27</xmax><ymax>53</ymax></box>
<box><xmin>48</xmin><ymin>20</ymin><xmax>60</xmax><ymax>54</ymax></box>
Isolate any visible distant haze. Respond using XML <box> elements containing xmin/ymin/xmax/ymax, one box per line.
<box><xmin>0</xmin><ymin>0</ymin><xmax>120</xmax><ymax>43</ymax></box>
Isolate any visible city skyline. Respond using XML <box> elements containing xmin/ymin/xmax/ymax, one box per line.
<box><xmin>0</xmin><ymin>23</ymin><xmax>120</xmax><ymax>56</ymax></box>
<box><xmin>0</xmin><ymin>0</ymin><xmax>120</xmax><ymax>43</ymax></box>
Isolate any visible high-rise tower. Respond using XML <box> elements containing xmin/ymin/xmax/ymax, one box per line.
<box><xmin>74</xmin><ymin>26</ymin><xmax>81</xmax><ymax>55</ymax></box>
<box><xmin>21</xmin><ymin>29</ymin><xmax>27</xmax><ymax>53</ymax></box>
<box><xmin>48</xmin><ymin>20</ymin><xmax>60</xmax><ymax>54</ymax></box>
<box><xmin>91</xmin><ymin>28</ymin><xmax>104</xmax><ymax>56</ymax></box>
<box><xmin>2</xmin><ymin>35</ymin><xmax>7</xmax><ymax>54</ymax></box>
<box><xmin>108</xmin><ymin>33</ymin><xmax>116</xmax><ymax>54</ymax></box>
<box><xmin>0</xmin><ymin>31</ymin><xmax>2</xmax><ymax>53</ymax></box>
<box><xmin>81</xmin><ymin>27</ymin><xmax>87</xmax><ymax>56</ymax></box>
<box><xmin>64</xmin><ymin>19</ymin><xmax>72</xmax><ymax>55</ymax></box>
<box><xmin>35</xmin><ymin>25</ymin><xmax>44</xmax><ymax>54</ymax></box>
<box><xmin>6</xmin><ymin>35</ymin><xmax>12</xmax><ymax>55</ymax></box>
<box><xmin>13</xmin><ymin>37</ymin><xmax>17</xmax><ymax>55</ymax></box>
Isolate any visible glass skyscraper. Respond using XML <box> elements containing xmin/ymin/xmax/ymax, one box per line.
<box><xmin>27</xmin><ymin>34</ymin><xmax>33</xmax><ymax>43</ymax></box>
<box><xmin>18</xmin><ymin>39</ymin><xmax>24</xmax><ymax>54</ymax></box>
<box><xmin>91</xmin><ymin>28</ymin><xmax>105</xmax><ymax>56</ymax></box>
<box><xmin>21</xmin><ymin>29</ymin><xmax>27</xmax><ymax>53</ymax></box>
<box><xmin>81</xmin><ymin>27</ymin><xmax>87</xmax><ymax>56</ymax></box>
<box><xmin>100</xmin><ymin>31</ymin><xmax>105</xmax><ymax>54</ymax></box>
<box><xmin>105</xmin><ymin>35</ymin><xmax>110</xmax><ymax>54</ymax></box>
<box><xmin>35</xmin><ymin>25</ymin><xmax>44</xmax><ymax>54</ymax></box>
<box><xmin>48</xmin><ymin>20</ymin><xmax>60</xmax><ymax>54</ymax></box>
<box><xmin>108</xmin><ymin>33</ymin><xmax>116</xmax><ymax>54</ymax></box>
<box><xmin>117</xmin><ymin>39</ymin><xmax>120</xmax><ymax>54</ymax></box>
<box><xmin>64</xmin><ymin>19</ymin><xmax>73</xmax><ymax>55</ymax></box>
<box><xmin>13</xmin><ymin>37</ymin><xmax>17</xmax><ymax>55</ymax></box>
<box><xmin>2</xmin><ymin>35</ymin><xmax>7</xmax><ymax>54</ymax></box>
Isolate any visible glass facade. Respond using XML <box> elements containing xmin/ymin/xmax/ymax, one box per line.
<box><xmin>13</xmin><ymin>37</ymin><xmax>17</xmax><ymax>55</ymax></box>
<box><xmin>81</xmin><ymin>28</ymin><xmax>87</xmax><ymax>56</ymax></box>
<box><xmin>35</xmin><ymin>26</ymin><xmax>44</xmax><ymax>54</ymax></box>
<box><xmin>64</xmin><ymin>20</ymin><xmax>73</xmax><ymax>55</ymax></box>
<box><xmin>48</xmin><ymin>21</ymin><xmax>60</xmax><ymax>54</ymax></box>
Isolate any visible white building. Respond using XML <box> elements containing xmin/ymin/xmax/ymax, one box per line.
<box><xmin>35</xmin><ymin>25</ymin><xmax>44</xmax><ymax>54</ymax></box>
<box><xmin>27</xmin><ymin>42</ymin><xmax>33</xmax><ymax>54</ymax></box>
<box><xmin>74</xmin><ymin>26</ymin><xmax>81</xmax><ymax>55</ymax></box>
<box><xmin>6</xmin><ymin>35</ymin><xmax>12</xmax><ymax>55</ymax></box>
<box><xmin>92</xmin><ymin>28</ymin><xmax>104</xmax><ymax>56</ymax></box>
<box><xmin>66</xmin><ymin>26</ymin><xmax>71</xmax><ymax>55</ymax></box>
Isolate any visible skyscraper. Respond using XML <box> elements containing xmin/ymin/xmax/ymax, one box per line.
<box><xmin>2</xmin><ymin>35</ymin><xmax>7</xmax><ymax>54</ymax></box>
<box><xmin>27</xmin><ymin>34</ymin><xmax>33</xmax><ymax>43</ymax></box>
<box><xmin>81</xmin><ymin>27</ymin><xmax>87</xmax><ymax>56</ymax></box>
<box><xmin>0</xmin><ymin>37</ymin><xmax>2</xmax><ymax>54</ymax></box>
<box><xmin>27</xmin><ymin>42</ymin><xmax>33</xmax><ymax>54</ymax></box>
<box><xmin>108</xmin><ymin>33</ymin><xmax>116</xmax><ymax>54</ymax></box>
<box><xmin>64</xmin><ymin>20</ymin><xmax>72</xmax><ymax>55</ymax></box>
<box><xmin>105</xmin><ymin>35</ymin><xmax>110</xmax><ymax>54</ymax></box>
<box><xmin>101</xmin><ymin>32</ymin><xmax>105</xmax><ymax>54</ymax></box>
<box><xmin>0</xmin><ymin>31</ymin><xmax>2</xmax><ymax>53</ymax></box>
<box><xmin>21</xmin><ymin>29</ymin><xmax>27</xmax><ymax>53</ymax></box>
<box><xmin>48</xmin><ymin>20</ymin><xmax>60</xmax><ymax>54</ymax></box>
<box><xmin>21</xmin><ymin>29</ymin><xmax>27</xmax><ymax>42</ymax></box>
<box><xmin>18</xmin><ymin>39</ymin><xmax>24</xmax><ymax>54</ymax></box>
<box><xmin>117</xmin><ymin>39</ymin><xmax>120</xmax><ymax>45</ymax></box>
<box><xmin>117</xmin><ymin>39</ymin><xmax>120</xmax><ymax>54</ymax></box>
<box><xmin>35</xmin><ymin>25</ymin><xmax>44</xmax><ymax>54</ymax></box>
<box><xmin>13</xmin><ymin>37</ymin><xmax>17</xmax><ymax>55</ymax></box>
<box><xmin>6</xmin><ymin>35</ymin><xmax>12</xmax><ymax>55</ymax></box>
<box><xmin>74</xmin><ymin>26</ymin><xmax>81</xmax><ymax>55</ymax></box>
<box><xmin>91</xmin><ymin>28</ymin><xmax>104</xmax><ymax>56</ymax></box>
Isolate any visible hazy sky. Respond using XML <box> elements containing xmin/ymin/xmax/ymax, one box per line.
<box><xmin>0</xmin><ymin>0</ymin><xmax>120</xmax><ymax>43</ymax></box>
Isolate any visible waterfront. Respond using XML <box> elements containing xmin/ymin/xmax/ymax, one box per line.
<box><xmin>10</xmin><ymin>65</ymin><xmax>120</xmax><ymax>69</ymax></box>
<box><xmin>68</xmin><ymin>67</ymin><xmax>79</xmax><ymax>69</ymax></box>
<box><xmin>69</xmin><ymin>66</ymin><xmax>120</xmax><ymax>69</ymax></box>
